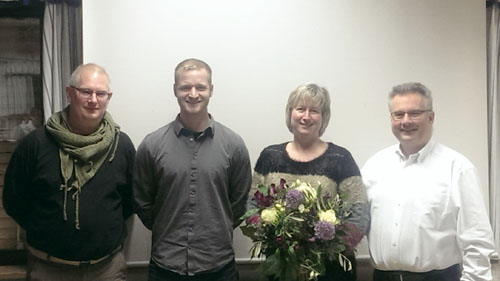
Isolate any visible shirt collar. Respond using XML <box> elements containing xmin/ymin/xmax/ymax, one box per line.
<box><xmin>173</xmin><ymin>114</ymin><xmax>215</xmax><ymax>137</ymax></box>
<box><xmin>394</xmin><ymin>138</ymin><xmax>436</xmax><ymax>163</ymax></box>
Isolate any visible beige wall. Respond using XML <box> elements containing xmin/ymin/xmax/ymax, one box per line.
<box><xmin>82</xmin><ymin>0</ymin><xmax>488</xmax><ymax>262</ymax></box>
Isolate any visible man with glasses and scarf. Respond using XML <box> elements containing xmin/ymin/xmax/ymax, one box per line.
<box><xmin>362</xmin><ymin>82</ymin><xmax>495</xmax><ymax>281</ymax></box>
<box><xmin>3</xmin><ymin>63</ymin><xmax>135</xmax><ymax>281</ymax></box>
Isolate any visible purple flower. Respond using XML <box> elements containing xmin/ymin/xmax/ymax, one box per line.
<box><xmin>279</xmin><ymin>178</ymin><xmax>286</xmax><ymax>190</ymax></box>
<box><xmin>276</xmin><ymin>236</ymin><xmax>283</xmax><ymax>246</ymax></box>
<box><xmin>253</xmin><ymin>190</ymin><xmax>274</xmax><ymax>207</ymax></box>
<box><xmin>270</xmin><ymin>184</ymin><xmax>276</xmax><ymax>195</ymax></box>
<box><xmin>246</xmin><ymin>214</ymin><xmax>261</xmax><ymax>226</ymax></box>
<box><xmin>314</xmin><ymin>221</ymin><xmax>336</xmax><ymax>241</ymax></box>
<box><xmin>340</xmin><ymin>222</ymin><xmax>364</xmax><ymax>254</ymax></box>
<box><xmin>285</xmin><ymin>189</ymin><xmax>305</xmax><ymax>209</ymax></box>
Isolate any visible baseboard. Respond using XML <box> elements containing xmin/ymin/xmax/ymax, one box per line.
<box><xmin>126</xmin><ymin>255</ymin><xmax>372</xmax><ymax>267</ymax></box>
<box><xmin>126</xmin><ymin>261</ymin><xmax>149</xmax><ymax>267</ymax></box>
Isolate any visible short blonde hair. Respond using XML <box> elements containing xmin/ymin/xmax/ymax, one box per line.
<box><xmin>69</xmin><ymin>63</ymin><xmax>110</xmax><ymax>91</ymax></box>
<box><xmin>174</xmin><ymin>58</ymin><xmax>212</xmax><ymax>84</ymax></box>
<box><xmin>285</xmin><ymin>83</ymin><xmax>331</xmax><ymax>137</ymax></box>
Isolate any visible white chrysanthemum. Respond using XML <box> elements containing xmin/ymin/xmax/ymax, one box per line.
<box><xmin>318</xmin><ymin>209</ymin><xmax>338</xmax><ymax>225</ymax></box>
<box><xmin>261</xmin><ymin>208</ymin><xmax>278</xmax><ymax>224</ymax></box>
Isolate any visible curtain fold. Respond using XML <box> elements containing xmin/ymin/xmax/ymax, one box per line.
<box><xmin>42</xmin><ymin>0</ymin><xmax>82</xmax><ymax>122</ymax></box>
<box><xmin>487</xmin><ymin>3</ymin><xmax>500</xmax><ymax>258</ymax></box>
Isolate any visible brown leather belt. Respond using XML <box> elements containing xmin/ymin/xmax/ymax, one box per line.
<box><xmin>27</xmin><ymin>244</ymin><xmax>122</xmax><ymax>266</ymax></box>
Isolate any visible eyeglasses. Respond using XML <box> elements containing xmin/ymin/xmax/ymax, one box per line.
<box><xmin>70</xmin><ymin>85</ymin><xmax>111</xmax><ymax>99</ymax></box>
<box><xmin>390</xmin><ymin>109</ymin><xmax>432</xmax><ymax>121</ymax></box>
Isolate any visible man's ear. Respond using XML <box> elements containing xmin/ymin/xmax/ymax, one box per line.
<box><xmin>173</xmin><ymin>84</ymin><xmax>178</xmax><ymax>97</ymax></box>
<box><xmin>66</xmin><ymin>86</ymin><xmax>72</xmax><ymax>103</ymax></box>
<box><xmin>209</xmin><ymin>84</ymin><xmax>214</xmax><ymax>97</ymax></box>
<box><xmin>428</xmin><ymin>111</ymin><xmax>435</xmax><ymax>123</ymax></box>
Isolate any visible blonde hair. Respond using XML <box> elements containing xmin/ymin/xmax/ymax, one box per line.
<box><xmin>69</xmin><ymin>63</ymin><xmax>110</xmax><ymax>90</ymax></box>
<box><xmin>285</xmin><ymin>83</ymin><xmax>331</xmax><ymax>137</ymax></box>
<box><xmin>174</xmin><ymin>58</ymin><xmax>212</xmax><ymax>84</ymax></box>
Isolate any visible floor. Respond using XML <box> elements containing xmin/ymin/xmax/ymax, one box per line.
<box><xmin>126</xmin><ymin>260</ymin><xmax>372</xmax><ymax>281</ymax></box>
<box><xmin>2</xmin><ymin>259</ymin><xmax>499</xmax><ymax>281</ymax></box>
<box><xmin>127</xmin><ymin>259</ymin><xmax>500</xmax><ymax>281</ymax></box>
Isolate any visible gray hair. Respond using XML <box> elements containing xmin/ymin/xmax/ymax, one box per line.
<box><xmin>69</xmin><ymin>63</ymin><xmax>111</xmax><ymax>91</ymax></box>
<box><xmin>388</xmin><ymin>82</ymin><xmax>433</xmax><ymax>110</ymax></box>
<box><xmin>174</xmin><ymin>58</ymin><xmax>212</xmax><ymax>84</ymax></box>
<box><xmin>285</xmin><ymin>83</ymin><xmax>331</xmax><ymax>137</ymax></box>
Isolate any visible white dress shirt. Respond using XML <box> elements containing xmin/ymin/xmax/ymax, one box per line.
<box><xmin>362</xmin><ymin>140</ymin><xmax>495</xmax><ymax>281</ymax></box>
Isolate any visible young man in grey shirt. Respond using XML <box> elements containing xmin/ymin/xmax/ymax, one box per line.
<box><xmin>133</xmin><ymin>58</ymin><xmax>252</xmax><ymax>281</ymax></box>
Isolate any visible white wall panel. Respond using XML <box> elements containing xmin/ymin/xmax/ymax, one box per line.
<box><xmin>82</xmin><ymin>0</ymin><xmax>487</xmax><ymax>262</ymax></box>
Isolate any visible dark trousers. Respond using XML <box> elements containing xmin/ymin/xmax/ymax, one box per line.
<box><xmin>266</xmin><ymin>256</ymin><xmax>357</xmax><ymax>281</ymax></box>
<box><xmin>373</xmin><ymin>264</ymin><xmax>460</xmax><ymax>281</ymax></box>
<box><xmin>318</xmin><ymin>256</ymin><xmax>357</xmax><ymax>281</ymax></box>
<box><xmin>148</xmin><ymin>259</ymin><xmax>239</xmax><ymax>281</ymax></box>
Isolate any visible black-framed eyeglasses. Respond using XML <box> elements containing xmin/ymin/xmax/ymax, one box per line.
<box><xmin>70</xmin><ymin>85</ymin><xmax>111</xmax><ymax>99</ymax></box>
<box><xmin>390</xmin><ymin>109</ymin><xmax>432</xmax><ymax>121</ymax></box>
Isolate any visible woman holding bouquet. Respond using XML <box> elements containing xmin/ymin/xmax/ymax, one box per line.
<box><xmin>250</xmin><ymin>83</ymin><xmax>369</xmax><ymax>281</ymax></box>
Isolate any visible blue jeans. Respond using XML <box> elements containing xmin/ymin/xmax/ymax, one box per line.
<box><xmin>148</xmin><ymin>259</ymin><xmax>239</xmax><ymax>281</ymax></box>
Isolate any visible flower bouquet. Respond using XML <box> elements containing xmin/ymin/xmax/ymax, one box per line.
<box><xmin>240</xmin><ymin>179</ymin><xmax>352</xmax><ymax>281</ymax></box>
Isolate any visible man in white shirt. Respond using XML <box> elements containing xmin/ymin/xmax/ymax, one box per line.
<box><xmin>362</xmin><ymin>82</ymin><xmax>496</xmax><ymax>281</ymax></box>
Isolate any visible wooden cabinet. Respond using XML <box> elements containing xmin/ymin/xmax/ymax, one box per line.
<box><xmin>0</xmin><ymin>141</ymin><xmax>23</xmax><ymax>250</ymax></box>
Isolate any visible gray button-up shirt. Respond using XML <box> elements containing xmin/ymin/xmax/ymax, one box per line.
<box><xmin>133</xmin><ymin>115</ymin><xmax>252</xmax><ymax>275</ymax></box>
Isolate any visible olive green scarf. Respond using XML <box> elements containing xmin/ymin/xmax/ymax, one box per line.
<box><xmin>46</xmin><ymin>106</ymin><xmax>120</xmax><ymax>229</ymax></box>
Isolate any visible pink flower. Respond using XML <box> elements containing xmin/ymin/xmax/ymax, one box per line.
<box><xmin>340</xmin><ymin>222</ymin><xmax>365</xmax><ymax>254</ymax></box>
<box><xmin>246</xmin><ymin>214</ymin><xmax>262</xmax><ymax>226</ymax></box>
<box><xmin>276</xmin><ymin>236</ymin><xmax>283</xmax><ymax>244</ymax></box>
